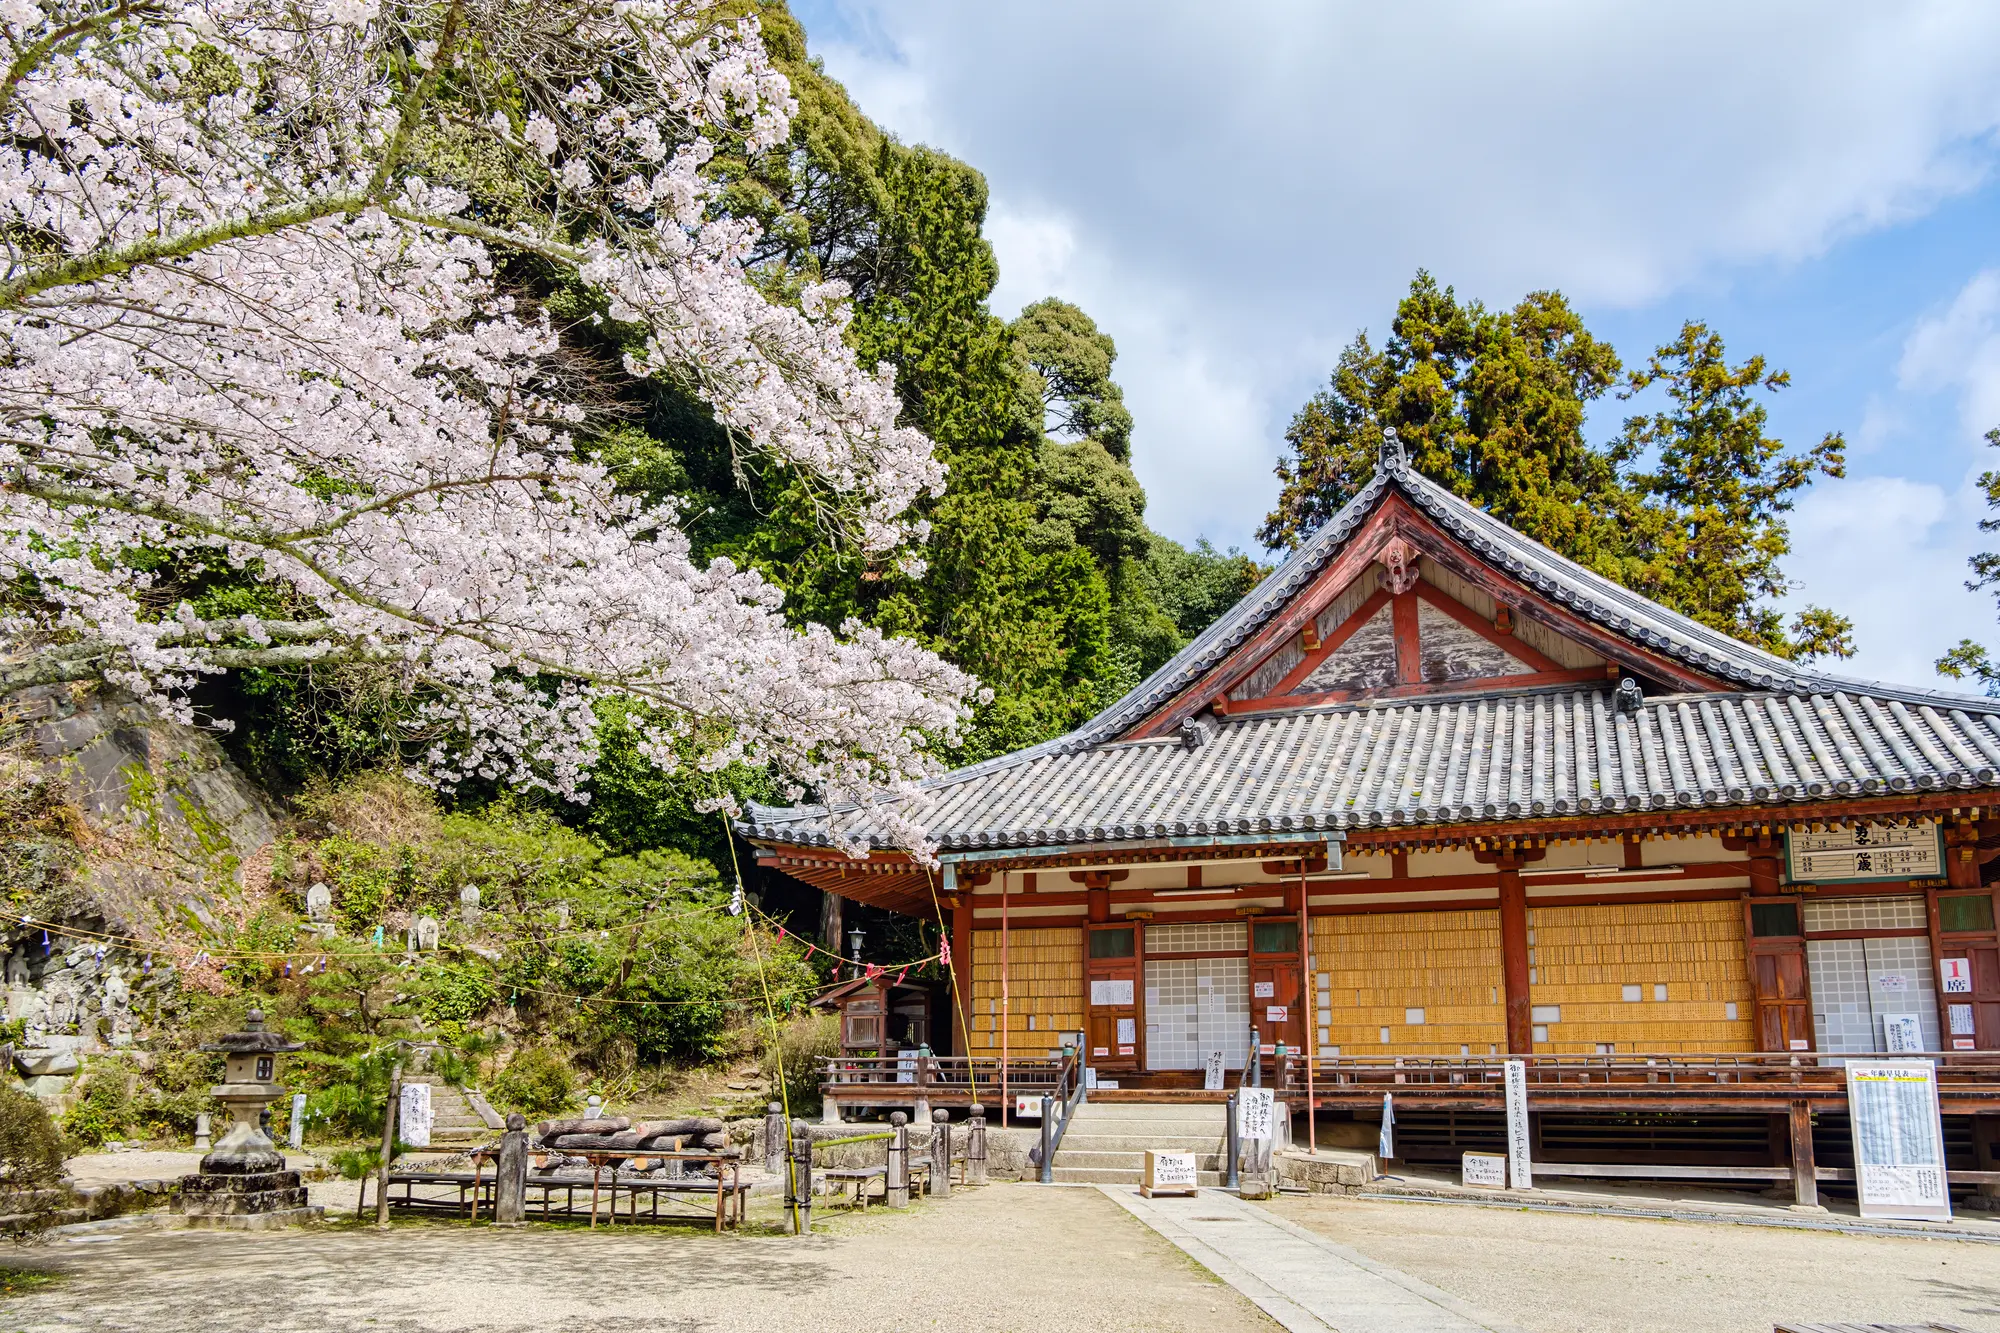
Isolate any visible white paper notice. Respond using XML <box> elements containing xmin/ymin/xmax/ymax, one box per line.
<box><xmin>1253</xmin><ymin>981</ymin><xmax>1276</xmax><ymax>999</ymax></box>
<box><xmin>1204</xmin><ymin>1050</ymin><xmax>1226</xmax><ymax>1090</ymax></box>
<box><xmin>1145</xmin><ymin>1150</ymin><xmax>1198</xmax><ymax>1196</ymax></box>
<box><xmin>1942</xmin><ymin>958</ymin><xmax>1973</xmax><ymax>994</ymax></box>
<box><xmin>1950</xmin><ymin>1003</ymin><xmax>1976</xmax><ymax>1036</ymax></box>
<box><xmin>1090</xmin><ymin>978</ymin><xmax>1134</xmax><ymax>1007</ymax></box>
<box><xmin>1503</xmin><ymin>1059</ymin><xmax>1532</xmax><ymax>1189</ymax></box>
<box><xmin>1882</xmin><ymin>1014</ymin><xmax>1923</xmax><ymax>1052</ymax></box>
<box><xmin>1237</xmin><ymin>1087</ymin><xmax>1275</xmax><ymax>1141</ymax></box>
<box><xmin>1461</xmin><ymin>1152</ymin><xmax>1506</xmax><ymax>1189</ymax></box>
<box><xmin>1846</xmin><ymin>1061</ymin><xmax>1950</xmax><ymax>1221</ymax></box>
<box><xmin>398</xmin><ymin>1082</ymin><xmax>433</xmax><ymax>1148</ymax></box>
<box><xmin>1116</xmin><ymin>1017</ymin><xmax>1137</xmax><ymax>1045</ymax></box>
<box><xmin>1878</xmin><ymin>974</ymin><xmax>1909</xmax><ymax>993</ymax></box>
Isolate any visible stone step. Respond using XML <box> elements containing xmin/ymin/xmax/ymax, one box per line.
<box><xmin>1057</xmin><ymin>1136</ymin><xmax>1224</xmax><ymax>1155</ymax></box>
<box><xmin>1050</xmin><ymin>1166</ymin><xmax>1225</xmax><ymax>1186</ymax></box>
<box><xmin>1056</xmin><ymin>1144</ymin><xmax>1224</xmax><ymax>1160</ymax></box>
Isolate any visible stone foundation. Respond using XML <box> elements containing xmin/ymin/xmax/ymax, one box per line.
<box><xmin>1276</xmin><ymin>1148</ymin><xmax>1377</xmax><ymax>1196</ymax></box>
<box><xmin>178</xmin><ymin>1169</ymin><xmax>320</xmax><ymax>1228</ymax></box>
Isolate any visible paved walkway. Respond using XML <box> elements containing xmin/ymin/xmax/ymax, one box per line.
<box><xmin>1100</xmin><ymin>1186</ymin><xmax>1525</xmax><ymax>1333</ymax></box>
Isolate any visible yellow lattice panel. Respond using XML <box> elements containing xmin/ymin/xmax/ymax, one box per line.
<box><xmin>1527</xmin><ymin>901</ymin><xmax>1753</xmax><ymax>1054</ymax></box>
<box><xmin>967</xmin><ymin>928</ymin><xmax>1083</xmax><ymax>1052</ymax></box>
<box><xmin>1311</xmin><ymin>910</ymin><xmax>1505</xmax><ymax>1056</ymax></box>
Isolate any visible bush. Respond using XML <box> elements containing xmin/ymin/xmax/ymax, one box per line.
<box><xmin>761</xmin><ymin>1013</ymin><xmax>840</xmax><ymax>1117</ymax></box>
<box><xmin>0</xmin><ymin>1088</ymin><xmax>64</xmax><ymax>1187</ymax></box>
<box><xmin>59</xmin><ymin>1073</ymin><xmax>130</xmax><ymax>1152</ymax></box>
<box><xmin>487</xmin><ymin>1046</ymin><xmax>577</xmax><ymax>1120</ymax></box>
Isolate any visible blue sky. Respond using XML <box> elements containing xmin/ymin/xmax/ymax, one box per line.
<box><xmin>789</xmin><ymin>1</ymin><xmax>2000</xmax><ymax>690</ymax></box>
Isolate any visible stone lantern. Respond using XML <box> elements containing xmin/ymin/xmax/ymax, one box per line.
<box><xmin>178</xmin><ymin>1010</ymin><xmax>321</xmax><ymax>1228</ymax></box>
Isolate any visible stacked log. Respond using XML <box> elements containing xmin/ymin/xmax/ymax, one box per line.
<box><xmin>535</xmin><ymin>1116</ymin><xmax>731</xmax><ymax>1157</ymax></box>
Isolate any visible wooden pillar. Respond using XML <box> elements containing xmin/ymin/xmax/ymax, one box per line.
<box><xmin>950</xmin><ymin>893</ymin><xmax>974</xmax><ymax>1059</ymax></box>
<box><xmin>1788</xmin><ymin>1099</ymin><xmax>1817</xmax><ymax>1208</ymax></box>
<box><xmin>1000</xmin><ymin>872</ymin><xmax>1010</xmax><ymax>1129</ymax></box>
<box><xmin>820</xmin><ymin>889</ymin><xmax>844</xmax><ymax>962</ymax></box>
<box><xmin>1946</xmin><ymin>817</ymin><xmax>1983</xmax><ymax>890</ymax></box>
<box><xmin>1498</xmin><ymin>861</ymin><xmax>1532</xmax><ymax>1055</ymax></box>
<box><xmin>1974</xmin><ymin>1114</ymin><xmax>2000</xmax><ymax>1207</ymax></box>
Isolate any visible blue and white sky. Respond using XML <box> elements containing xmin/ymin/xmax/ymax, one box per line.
<box><xmin>791</xmin><ymin>1</ymin><xmax>2000</xmax><ymax>690</ymax></box>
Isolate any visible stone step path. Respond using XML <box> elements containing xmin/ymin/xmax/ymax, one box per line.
<box><xmin>1052</xmin><ymin>1101</ymin><xmax>1227</xmax><ymax>1187</ymax></box>
<box><xmin>1100</xmin><ymin>1185</ymin><xmax>1523</xmax><ymax>1333</ymax></box>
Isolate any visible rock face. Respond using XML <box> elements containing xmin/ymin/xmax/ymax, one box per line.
<box><xmin>5</xmin><ymin>685</ymin><xmax>281</xmax><ymax>1104</ymax></box>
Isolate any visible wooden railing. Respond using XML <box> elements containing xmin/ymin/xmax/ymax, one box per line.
<box><xmin>818</xmin><ymin>1053</ymin><xmax>1076</xmax><ymax>1105</ymax></box>
<box><xmin>1307</xmin><ymin>1050</ymin><xmax>2000</xmax><ymax>1090</ymax></box>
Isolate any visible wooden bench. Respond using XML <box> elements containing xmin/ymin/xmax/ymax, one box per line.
<box><xmin>822</xmin><ymin>1165</ymin><xmax>887</xmax><ymax>1209</ymax></box>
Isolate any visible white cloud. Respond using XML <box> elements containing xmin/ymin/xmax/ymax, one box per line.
<box><xmin>1899</xmin><ymin>268</ymin><xmax>2000</xmax><ymax>438</ymax></box>
<box><xmin>1784</xmin><ymin>469</ymin><xmax>1992</xmax><ymax>687</ymax></box>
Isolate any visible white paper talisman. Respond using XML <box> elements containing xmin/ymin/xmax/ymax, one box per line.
<box><xmin>1237</xmin><ymin>1087</ymin><xmax>1275</xmax><ymax>1141</ymax></box>
<box><xmin>1503</xmin><ymin>1059</ymin><xmax>1532</xmax><ymax>1189</ymax></box>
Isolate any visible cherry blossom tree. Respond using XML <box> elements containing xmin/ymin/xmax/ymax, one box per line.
<box><xmin>0</xmin><ymin>0</ymin><xmax>976</xmax><ymax>849</ymax></box>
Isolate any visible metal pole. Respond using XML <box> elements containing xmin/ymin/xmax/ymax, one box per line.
<box><xmin>1038</xmin><ymin>1095</ymin><xmax>1053</xmax><ymax>1184</ymax></box>
<box><xmin>375</xmin><ymin>1060</ymin><xmax>402</xmax><ymax>1229</ymax></box>
<box><xmin>1226</xmin><ymin>1090</ymin><xmax>1240</xmax><ymax>1191</ymax></box>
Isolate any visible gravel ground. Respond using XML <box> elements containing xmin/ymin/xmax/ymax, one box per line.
<box><xmin>8</xmin><ymin>1184</ymin><xmax>1273</xmax><ymax>1333</ymax></box>
<box><xmin>1265</xmin><ymin>1194</ymin><xmax>2000</xmax><ymax>1333</ymax></box>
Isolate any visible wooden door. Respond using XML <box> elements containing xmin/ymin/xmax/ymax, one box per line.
<box><xmin>1249</xmin><ymin>918</ymin><xmax>1305</xmax><ymax>1055</ymax></box>
<box><xmin>1745</xmin><ymin>897</ymin><xmax>1812</xmax><ymax>1052</ymax></box>
<box><xmin>1968</xmin><ymin>945</ymin><xmax>2000</xmax><ymax>1049</ymax></box>
<box><xmin>1085</xmin><ymin>924</ymin><xmax>1141</xmax><ymax>1071</ymax></box>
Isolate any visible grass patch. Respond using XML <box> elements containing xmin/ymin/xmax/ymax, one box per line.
<box><xmin>0</xmin><ymin>1266</ymin><xmax>63</xmax><ymax>1297</ymax></box>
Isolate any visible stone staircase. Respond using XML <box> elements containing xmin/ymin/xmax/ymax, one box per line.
<box><xmin>404</xmin><ymin>1080</ymin><xmax>501</xmax><ymax>1149</ymax></box>
<box><xmin>1049</xmin><ymin>1100</ymin><xmax>1230</xmax><ymax>1187</ymax></box>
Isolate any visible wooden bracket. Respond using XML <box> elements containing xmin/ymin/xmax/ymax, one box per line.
<box><xmin>1070</xmin><ymin>869</ymin><xmax>1130</xmax><ymax>890</ymax></box>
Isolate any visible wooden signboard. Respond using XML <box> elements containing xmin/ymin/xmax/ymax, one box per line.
<box><xmin>1846</xmin><ymin>1060</ymin><xmax>1950</xmax><ymax>1221</ymax></box>
<box><xmin>1461</xmin><ymin>1153</ymin><xmax>1507</xmax><ymax>1189</ymax></box>
<box><xmin>1786</xmin><ymin>822</ymin><xmax>1943</xmax><ymax>884</ymax></box>
<box><xmin>1503</xmin><ymin>1059</ymin><xmax>1532</xmax><ymax>1189</ymax></box>
<box><xmin>1142</xmin><ymin>1150</ymin><xmax>1198</xmax><ymax>1197</ymax></box>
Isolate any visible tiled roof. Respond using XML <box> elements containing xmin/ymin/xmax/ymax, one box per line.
<box><xmin>742</xmin><ymin>451</ymin><xmax>2000</xmax><ymax>853</ymax></box>
<box><xmin>742</xmin><ymin>686</ymin><xmax>2000</xmax><ymax>850</ymax></box>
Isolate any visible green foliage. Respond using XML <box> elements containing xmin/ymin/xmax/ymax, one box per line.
<box><xmin>1942</xmin><ymin>428</ymin><xmax>2000</xmax><ymax>689</ymax></box>
<box><xmin>1264</xmin><ymin>273</ymin><xmax>1851</xmax><ymax>661</ymax></box>
<box><xmin>0</xmin><ymin>1086</ymin><xmax>67</xmax><ymax>1183</ymax></box>
<box><xmin>1937</xmin><ymin>639</ymin><xmax>2000</xmax><ymax>695</ymax></box>
<box><xmin>60</xmin><ymin>1071</ymin><xmax>131</xmax><ymax>1152</ymax></box>
<box><xmin>486</xmin><ymin>1046</ymin><xmax>579</xmax><ymax>1120</ymax></box>
<box><xmin>760</xmin><ymin>1012</ymin><xmax>840</xmax><ymax>1116</ymax></box>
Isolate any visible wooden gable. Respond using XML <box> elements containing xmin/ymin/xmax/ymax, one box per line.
<box><xmin>1125</xmin><ymin>492</ymin><xmax>1736</xmax><ymax>740</ymax></box>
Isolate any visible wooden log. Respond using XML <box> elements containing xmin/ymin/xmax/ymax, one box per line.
<box><xmin>376</xmin><ymin>1062</ymin><xmax>401</xmax><ymax>1229</ymax></box>
<box><xmin>535</xmin><ymin>1116</ymin><xmax>630</xmax><ymax>1138</ymax></box>
<box><xmin>628</xmin><ymin>1117</ymin><xmax>724</xmax><ymax>1139</ymax></box>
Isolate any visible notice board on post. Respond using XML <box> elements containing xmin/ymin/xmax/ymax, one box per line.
<box><xmin>1846</xmin><ymin>1060</ymin><xmax>1951</xmax><ymax>1221</ymax></box>
<box><xmin>1503</xmin><ymin>1059</ymin><xmax>1532</xmax><ymax>1190</ymax></box>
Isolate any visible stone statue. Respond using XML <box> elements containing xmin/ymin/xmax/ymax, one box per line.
<box><xmin>414</xmin><ymin>916</ymin><xmax>441</xmax><ymax>951</ymax></box>
<box><xmin>102</xmin><ymin>966</ymin><xmax>133</xmax><ymax>1046</ymax></box>
<box><xmin>4</xmin><ymin>943</ymin><xmax>28</xmax><ymax>987</ymax></box>
<box><xmin>458</xmin><ymin>884</ymin><xmax>481</xmax><ymax>928</ymax></box>
<box><xmin>304</xmin><ymin>882</ymin><xmax>332</xmax><ymax>922</ymax></box>
<box><xmin>44</xmin><ymin>981</ymin><xmax>79</xmax><ymax>1033</ymax></box>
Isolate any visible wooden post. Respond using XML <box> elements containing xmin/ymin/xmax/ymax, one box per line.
<box><xmin>967</xmin><ymin>1103</ymin><xmax>988</xmax><ymax>1186</ymax></box>
<box><xmin>1299</xmin><ymin>863</ymin><xmax>1317</xmax><ymax>1155</ymax></box>
<box><xmin>589</xmin><ymin>1160</ymin><xmax>601</xmax><ymax>1229</ymax></box>
<box><xmin>1001</xmin><ymin>871</ymin><xmax>1011</xmax><ymax>1129</ymax></box>
<box><xmin>1497</xmin><ymin>860</ymin><xmax>1532</xmax><ymax>1054</ymax></box>
<box><xmin>932</xmin><ymin>1108</ymin><xmax>952</xmax><ymax>1198</ymax></box>
<box><xmin>375</xmin><ymin>1061</ymin><xmax>401</xmax><ymax>1229</ymax></box>
<box><xmin>764</xmin><ymin>1102</ymin><xmax>786</xmax><ymax>1176</ymax></box>
<box><xmin>887</xmin><ymin>1111</ymin><xmax>910</xmax><ymax>1208</ymax></box>
<box><xmin>1788</xmin><ymin>1099</ymin><xmax>1817</xmax><ymax>1208</ymax></box>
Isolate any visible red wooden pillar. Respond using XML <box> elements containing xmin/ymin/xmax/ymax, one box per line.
<box><xmin>1477</xmin><ymin>845</ymin><xmax>1544</xmax><ymax>1055</ymax></box>
<box><xmin>1498</xmin><ymin>861</ymin><xmax>1531</xmax><ymax>1054</ymax></box>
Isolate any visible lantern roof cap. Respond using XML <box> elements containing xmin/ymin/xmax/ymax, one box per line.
<box><xmin>201</xmin><ymin>1009</ymin><xmax>303</xmax><ymax>1054</ymax></box>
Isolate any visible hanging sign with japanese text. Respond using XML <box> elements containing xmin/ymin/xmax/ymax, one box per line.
<box><xmin>1503</xmin><ymin>1059</ymin><xmax>1532</xmax><ymax>1190</ymax></box>
<box><xmin>1785</xmin><ymin>822</ymin><xmax>1943</xmax><ymax>884</ymax></box>
<box><xmin>1846</xmin><ymin>1060</ymin><xmax>1951</xmax><ymax>1221</ymax></box>
<box><xmin>1237</xmin><ymin>1087</ymin><xmax>1275</xmax><ymax>1141</ymax></box>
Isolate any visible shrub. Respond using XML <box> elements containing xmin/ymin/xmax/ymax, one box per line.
<box><xmin>59</xmin><ymin>1073</ymin><xmax>130</xmax><ymax>1152</ymax></box>
<box><xmin>487</xmin><ymin>1046</ymin><xmax>577</xmax><ymax>1120</ymax></box>
<box><xmin>761</xmin><ymin>1013</ymin><xmax>841</xmax><ymax>1117</ymax></box>
<box><xmin>0</xmin><ymin>1088</ymin><xmax>64</xmax><ymax>1187</ymax></box>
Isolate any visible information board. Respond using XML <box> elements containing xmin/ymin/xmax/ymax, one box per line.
<box><xmin>1786</xmin><ymin>822</ymin><xmax>1943</xmax><ymax>883</ymax></box>
<box><xmin>1503</xmin><ymin>1059</ymin><xmax>1532</xmax><ymax>1189</ymax></box>
<box><xmin>1090</xmin><ymin>978</ymin><xmax>1134</xmax><ymax>1006</ymax></box>
<box><xmin>398</xmin><ymin>1082</ymin><xmax>433</xmax><ymax>1148</ymax></box>
<box><xmin>1846</xmin><ymin>1060</ymin><xmax>1951</xmax><ymax>1221</ymax></box>
<box><xmin>1203</xmin><ymin>1049</ymin><xmax>1225</xmax><ymax>1090</ymax></box>
<box><xmin>1142</xmin><ymin>1150</ymin><xmax>1198</xmax><ymax>1197</ymax></box>
<box><xmin>1461</xmin><ymin>1153</ymin><xmax>1507</xmax><ymax>1189</ymax></box>
<box><xmin>1237</xmin><ymin>1087</ymin><xmax>1275</xmax><ymax>1141</ymax></box>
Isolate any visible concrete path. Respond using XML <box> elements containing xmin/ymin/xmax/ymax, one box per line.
<box><xmin>1100</xmin><ymin>1185</ymin><xmax>1525</xmax><ymax>1333</ymax></box>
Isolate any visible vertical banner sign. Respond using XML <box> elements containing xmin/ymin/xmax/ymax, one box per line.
<box><xmin>1503</xmin><ymin>1059</ymin><xmax>1532</xmax><ymax>1190</ymax></box>
<box><xmin>1377</xmin><ymin>1093</ymin><xmax>1395</xmax><ymax>1160</ymax></box>
<box><xmin>398</xmin><ymin>1082</ymin><xmax>433</xmax><ymax>1148</ymax></box>
<box><xmin>1238</xmin><ymin>1087</ymin><xmax>1275</xmax><ymax>1142</ymax></box>
<box><xmin>1203</xmin><ymin>1049</ymin><xmax>1226</xmax><ymax>1091</ymax></box>
<box><xmin>1846</xmin><ymin>1060</ymin><xmax>1951</xmax><ymax>1221</ymax></box>
<box><xmin>287</xmin><ymin>1092</ymin><xmax>306</xmax><ymax>1149</ymax></box>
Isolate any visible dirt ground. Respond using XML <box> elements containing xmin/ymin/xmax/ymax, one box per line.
<box><xmin>1265</xmin><ymin>1194</ymin><xmax>2000</xmax><ymax>1333</ymax></box>
<box><xmin>8</xmin><ymin>1185</ymin><xmax>1272</xmax><ymax>1333</ymax></box>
